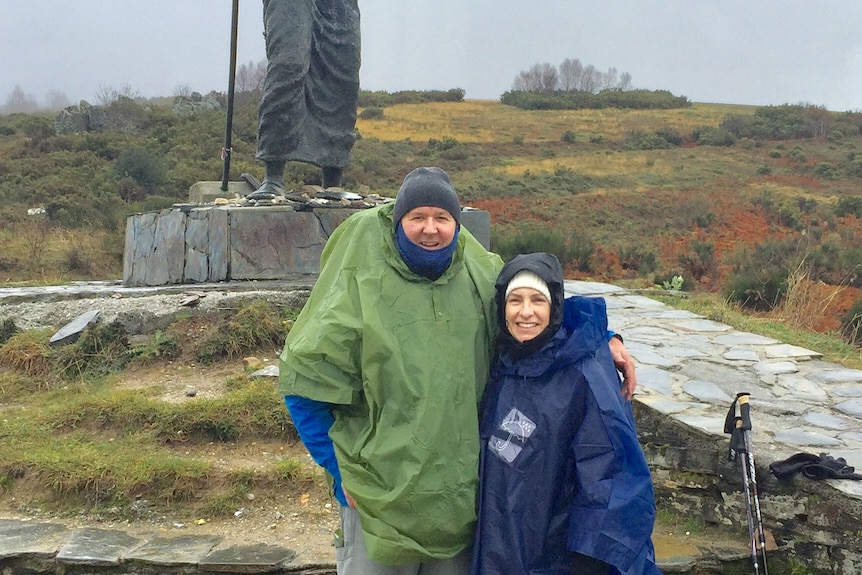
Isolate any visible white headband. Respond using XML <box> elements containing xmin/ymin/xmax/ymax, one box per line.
<box><xmin>505</xmin><ymin>270</ymin><xmax>551</xmax><ymax>302</ymax></box>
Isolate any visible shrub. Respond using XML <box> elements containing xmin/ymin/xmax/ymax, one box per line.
<box><xmin>114</xmin><ymin>147</ymin><xmax>167</xmax><ymax>191</ymax></box>
<box><xmin>835</xmin><ymin>196</ymin><xmax>862</xmax><ymax>218</ymax></box>
<box><xmin>425</xmin><ymin>137</ymin><xmax>459</xmax><ymax>152</ymax></box>
<box><xmin>0</xmin><ymin>330</ymin><xmax>52</xmax><ymax>378</ymax></box>
<box><xmin>678</xmin><ymin>240</ymin><xmax>716</xmax><ymax>282</ymax></box>
<box><xmin>499</xmin><ymin>89</ymin><xmax>690</xmax><ymax>111</ymax></box>
<box><xmin>654</xmin><ymin>127</ymin><xmax>683</xmax><ymax>146</ymax></box>
<box><xmin>52</xmin><ymin>322</ymin><xmax>131</xmax><ymax>380</ymax></box>
<box><xmin>722</xmin><ymin>240</ymin><xmax>802</xmax><ymax>310</ymax></box>
<box><xmin>0</xmin><ymin>318</ymin><xmax>18</xmax><ymax>345</ymax></box>
<box><xmin>492</xmin><ymin>225</ymin><xmax>594</xmax><ymax>272</ymax></box>
<box><xmin>561</xmin><ymin>130</ymin><xmax>577</xmax><ymax>144</ymax></box>
<box><xmin>787</xmin><ymin>146</ymin><xmax>807</xmax><ymax>162</ymax></box>
<box><xmin>841</xmin><ymin>296</ymin><xmax>862</xmax><ymax>345</ymax></box>
<box><xmin>724</xmin><ymin>269</ymin><xmax>787</xmax><ymax>311</ymax></box>
<box><xmin>194</xmin><ymin>300</ymin><xmax>289</xmax><ymax>364</ymax></box>
<box><xmin>358</xmin><ymin>107</ymin><xmax>384</xmax><ymax>120</ymax></box>
<box><xmin>566</xmin><ymin>231</ymin><xmax>595</xmax><ymax>273</ymax></box>
<box><xmin>624</xmin><ymin>130</ymin><xmax>674</xmax><ymax>151</ymax></box>
<box><xmin>618</xmin><ymin>245</ymin><xmax>657</xmax><ymax>276</ymax></box>
<box><xmin>815</xmin><ymin>163</ymin><xmax>842</xmax><ymax>179</ymax></box>
<box><xmin>691</xmin><ymin>126</ymin><xmax>736</xmax><ymax>147</ymax></box>
<box><xmin>737</xmin><ymin>137</ymin><xmax>756</xmax><ymax>150</ymax></box>
<box><xmin>125</xmin><ymin>330</ymin><xmax>180</xmax><ymax>365</ymax></box>
<box><xmin>654</xmin><ymin>272</ymin><xmax>689</xmax><ymax>291</ymax></box>
<box><xmin>493</xmin><ymin>227</ymin><xmax>568</xmax><ymax>264</ymax></box>
<box><xmin>848</xmin><ymin>158</ymin><xmax>862</xmax><ymax>178</ymax></box>
<box><xmin>60</xmin><ymin>246</ymin><xmax>94</xmax><ymax>275</ymax></box>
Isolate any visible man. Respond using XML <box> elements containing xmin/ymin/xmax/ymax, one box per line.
<box><xmin>279</xmin><ymin>167</ymin><xmax>637</xmax><ymax>573</ymax></box>
<box><xmin>253</xmin><ymin>0</ymin><xmax>360</xmax><ymax>199</ymax></box>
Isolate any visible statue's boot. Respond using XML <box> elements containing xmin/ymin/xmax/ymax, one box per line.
<box><xmin>322</xmin><ymin>167</ymin><xmax>343</xmax><ymax>189</ymax></box>
<box><xmin>246</xmin><ymin>180</ymin><xmax>287</xmax><ymax>200</ymax></box>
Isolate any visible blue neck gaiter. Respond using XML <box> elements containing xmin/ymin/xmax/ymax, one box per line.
<box><xmin>395</xmin><ymin>222</ymin><xmax>460</xmax><ymax>280</ymax></box>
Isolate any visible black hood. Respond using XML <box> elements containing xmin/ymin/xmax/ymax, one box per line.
<box><xmin>495</xmin><ymin>252</ymin><xmax>565</xmax><ymax>360</ymax></box>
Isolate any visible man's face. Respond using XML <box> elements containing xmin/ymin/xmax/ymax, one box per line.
<box><xmin>400</xmin><ymin>206</ymin><xmax>457</xmax><ymax>250</ymax></box>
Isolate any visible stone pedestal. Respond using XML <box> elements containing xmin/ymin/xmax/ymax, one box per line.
<box><xmin>123</xmin><ymin>205</ymin><xmax>491</xmax><ymax>287</ymax></box>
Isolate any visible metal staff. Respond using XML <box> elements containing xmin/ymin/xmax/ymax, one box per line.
<box><xmin>724</xmin><ymin>392</ymin><xmax>769</xmax><ymax>575</ymax></box>
<box><xmin>221</xmin><ymin>0</ymin><xmax>239</xmax><ymax>191</ymax></box>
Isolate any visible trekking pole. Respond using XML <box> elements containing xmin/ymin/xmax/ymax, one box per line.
<box><xmin>738</xmin><ymin>393</ymin><xmax>770</xmax><ymax>575</ymax></box>
<box><xmin>221</xmin><ymin>0</ymin><xmax>239</xmax><ymax>191</ymax></box>
<box><xmin>724</xmin><ymin>392</ymin><xmax>769</xmax><ymax>575</ymax></box>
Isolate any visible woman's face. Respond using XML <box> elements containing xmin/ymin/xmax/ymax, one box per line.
<box><xmin>400</xmin><ymin>206</ymin><xmax>457</xmax><ymax>250</ymax></box>
<box><xmin>504</xmin><ymin>287</ymin><xmax>551</xmax><ymax>342</ymax></box>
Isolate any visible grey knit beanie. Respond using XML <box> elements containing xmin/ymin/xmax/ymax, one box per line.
<box><xmin>393</xmin><ymin>167</ymin><xmax>461</xmax><ymax>226</ymax></box>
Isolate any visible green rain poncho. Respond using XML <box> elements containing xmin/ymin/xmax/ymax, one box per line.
<box><xmin>279</xmin><ymin>202</ymin><xmax>502</xmax><ymax>564</ymax></box>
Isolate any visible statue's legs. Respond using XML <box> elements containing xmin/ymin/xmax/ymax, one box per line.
<box><xmin>255</xmin><ymin>0</ymin><xmax>360</xmax><ymax>194</ymax></box>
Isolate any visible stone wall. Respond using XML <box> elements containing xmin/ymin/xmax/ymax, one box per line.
<box><xmin>123</xmin><ymin>205</ymin><xmax>491</xmax><ymax>287</ymax></box>
<box><xmin>635</xmin><ymin>402</ymin><xmax>862</xmax><ymax>575</ymax></box>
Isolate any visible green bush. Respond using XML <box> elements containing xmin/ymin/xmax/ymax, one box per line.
<box><xmin>566</xmin><ymin>231</ymin><xmax>595</xmax><ymax>273</ymax></box>
<box><xmin>722</xmin><ymin>240</ymin><xmax>803</xmax><ymax>310</ymax></box>
<box><xmin>721</xmin><ymin>104</ymin><xmax>818</xmax><ymax>140</ymax></box>
<box><xmin>654</xmin><ymin>272</ymin><xmax>690</xmax><ymax>291</ymax></box>
<box><xmin>493</xmin><ymin>226</ymin><xmax>568</xmax><ymax>264</ymax></box>
<box><xmin>561</xmin><ymin>130</ymin><xmax>577</xmax><ymax>144</ymax></box>
<box><xmin>357</xmin><ymin>88</ymin><xmax>465</xmax><ymax>108</ymax></box>
<box><xmin>500</xmin><ymin>89</ymin><xmax>690</xmax><ymax>111</ymax></box>
<box><xmin>787</xmin><ymin>146</ymin><xmax>807</xmax><ymax>162</ymax></box>
<box><xmin>359</xmin><ymin>107</ymin><xmax>385</xmax><ymax>120</ymax></box>
<box><xmin>624</xmin><ymin>130</ymin><xmax>675</xmax><ymax>150</ymax></box>
<box><xmin>835</xmin><ymin>196</ymin><xmax>862</xmax><ymax>218</ymax></box>
<box><xmin>724</xmin><ymin>269</ymin><xmax>787</xmax><ymax>311</ymax></box>
<box><xmin>618</xmin><ymin>245</ymin><xmax>657</xmax><ymax>276</ymax></box>
<box><xmin>114</xmin><ymin>147</ymin><xmax>167</xmax><ymax>191</ymax></box>
<box><xmin>492</xmin><ymin>225</ymin><xmax>594</xmax><ymax>272</ymax></box>
<box><xmin>654</xmin><ymin>127</ymin><xmax>683</xmax><ymax>146</ymax></box>
<box><xmin>691</xmin><ymin>126</ymin><xmax>736</xmax><ymax>147</ymax></box>
<box><xmin>194</xmin><ymin>300</ymin><xmax>291</xmax><ymax>364</ymax></box>
<box><xmin>737</xmin><ymin>137</ymin><xmax>756</xmax><ymax>150</ymax></box>
<box><xmin>678</xmin><ymin>240</ymin><xmax>716</xmax><ymax>282</ymax></box>
<box><xmin>0</xmin><ymin>318</ymin><xmax>18</xmax><ymax>345</ymax></box>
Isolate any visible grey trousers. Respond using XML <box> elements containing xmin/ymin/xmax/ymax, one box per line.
<box><xmin>336</xmin><ymin>506</ymin><xmax>471</xmax><ymax>575</ymax></box>
<box><xmin>257</xmin><ymin>0</ymin><xmax>360</xmax><ymax>169</ymax></box>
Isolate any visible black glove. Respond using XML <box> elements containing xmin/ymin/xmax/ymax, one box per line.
<box><xmin>770</xmin><ymin>452</ymin><xmax>862</xmax><ymax>481</ymax></box>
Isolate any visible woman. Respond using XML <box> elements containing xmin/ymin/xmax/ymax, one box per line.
<box><xmin>470</xmin><ymin>252</ymin><xmax>662</xmax><ymax>575</ymax></box>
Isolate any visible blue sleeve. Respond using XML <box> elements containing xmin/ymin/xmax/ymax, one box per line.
<box><xmin>283</xmin><ymin>395</ymin><xmax>347</xmax><ymax>507</ymax></box>
<box><xmin>607</xmin><ymin>330</ymin><xmax>618</xmax><ymax>341</ymax></box>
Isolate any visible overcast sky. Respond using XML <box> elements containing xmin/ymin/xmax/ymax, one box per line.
<box><xmin>3</xmin><ymin>1</ymin><xmax>862</xmax><ymax>111</ymax></box>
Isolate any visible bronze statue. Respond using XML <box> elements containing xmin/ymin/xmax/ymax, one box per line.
<box><xmin>251</xmin><ymin>0</ymin><xmax>361</xmax><ymax>199</ymax></box>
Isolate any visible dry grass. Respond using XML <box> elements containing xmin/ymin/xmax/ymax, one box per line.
<box><xmin>0</xmin><ymin>330</ymin><xmax>52</xmax><ymax>378</ymax></box>
<box><xmin>0</xmin><ymin>223</ymin><xmax>124</xmax><ymax>283</ymax></box>
<box><xmin>769</xmin><ymin>262</ymin><xmax>857</xmax><ymax>334</ymax></box>
<box><xmin>356</xmin><ymin>100</ymin><xmax>741</xmax><ymax>144</ymax></box>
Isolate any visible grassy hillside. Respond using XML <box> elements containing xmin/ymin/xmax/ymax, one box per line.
<box><xmin>2</xmin><ymin>97</ymin><xmax>862</xmax><ymax>334</ymax></box>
